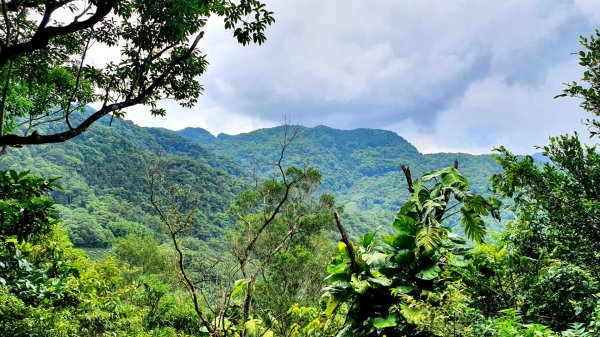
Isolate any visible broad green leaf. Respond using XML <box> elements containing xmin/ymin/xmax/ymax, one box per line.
<box><xmin>230</xmin><ymin>278</ymin><xmax>249</xmax><ymax>298</ymax></box>
<box><xmin>350</xmin><ymin>275</ymin><xmax>370</xmax><ymax>294</ymax></box>
<box><xmin>368</xmin><ymin>276</ymin><xmax>392</xmax><ymax>287</ymax></box>
<box><xmin>327</xmin><ymin>259</ymin><xmax>348</xmax><ymax>275</ymax></box>
<box><xmin>361</xmin><ymin>231</ymin><xmax>377</xmax><ymax>247</ymax></box>
<box><xmin>415</xmin><ymin>264</ymin><xmax>440</xmax><ymax>280</ymax></box>
<box><xmin>391</xmin><ymin>285</ymin><xmax>414</xmax><ymax>295</ymax></box>
<box><xmin>415</xmin><ymin>226</ymin><xmax>445</xmax><ymax>253</ymax></box>
<box><xmin>325</xmin><ymin>296</ymin><xmax>341</xmax><ymax>317</ymax></box>
<box><xmin>449</xmin><ymin>254</ymin><xmax>468</xmax><ymax>267</ymax></box>
<box><xmin>421</xmin><ymin>169</ymin><xmax>444</xmax><ymax>182</ymax></box>
<box><xmin>394</xmin><ymin>251</ymin><xmax>412</xmax><ymax>265</ymax></box>
<box><xmin>440</xmin><ymin>167</ymin><xmax>469</xmax><ymax>187</ymax></box>
<box><xmin>363</xmin><ymin>252</ymin><xmax>387</xmax><ymax>267</ymax></box>
<box><xmin>245</xmin><ymin>319</ymin><xmax>259</xmax><ymax>336</ymax></box>
<box><xmin>392</xmin><ymin>232</ymin><xmax>415</xmax><ymax>249</ymax></box>
<box><xmin>393</xmin><ymin>214</ymin><xmax>418</xmax><ymax>233</ymax></box>
<box><xmin>325</xmin><ymin>273</ymin><xmax>350</xmax><ymax>282</ymax></box>
<box><xmin>460</xmin><ymin>207</ymin><xmax>486</xmax><ymax>244</ymax></box>
<box><xmin>381</xmin><ymin>235</ymin><xmax>395</xmax><ymax>246</ymax></box>
<box><xmin>373</xmin><ymin>314</ymin><xmax>398</xmax><ymax>330</ymax></box>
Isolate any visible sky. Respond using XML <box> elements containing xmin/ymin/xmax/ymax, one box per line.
<box><xmin>125</xmin><ymin>0</ymin><xmax>600</xmax><ymax>154</ymax></box>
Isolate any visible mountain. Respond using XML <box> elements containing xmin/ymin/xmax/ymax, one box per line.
<box><xmin>532</xmin><ymin>152</ymin><xmax>552</xmax><ymax>164</ymax></box>
<box><xmin>1</xmin><ymin>116</ymin><xmax>244</xmax><ymax>247</ymax></box>
<box><xmin>1</xmin><ymin>117</ymin><xmax>506</xmax><ymax>246</ymax></box>
<box><xmin>177</xmin><ymin>125</ymin><xmax>504</xmax><ymax>233</ymax></box>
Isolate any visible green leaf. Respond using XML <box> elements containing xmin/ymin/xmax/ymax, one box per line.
<box><xmin>421</xmin><ymin>169</ymin><xmax>443</xmax><ymax>182</ymax></box>
<box><xmin>381</xmin><ymin>235</ymin><xmax>396</xmax><ymax>246</ymax></box>
<box><xmin>449</xmin><ymin>254</ymin><xmax>468</xmax><ymax>267</ymax></box>
<box><xmin>393</xmin><ymin>214</ymin><xmax>418</xmax><ymax>233</ymax></box>
<box><xmin>415</xmin><ymin>226</ymin><xmax>446</xmax><ymax>253</ymax></box>
<box><xmin>460</xmin><ymin>207</ymin><xmax>486</xmax><ymax>244</ymax></box>
<box><xmin>230</xmin><ymin>278</ymin><xmax>249</xmax><ymax>298</ymax></box>
<box><xmin>416</xmin><ymin>264</ymin><xmax>440</xmax><ymax>280</ymax></box>
<box><xmin>392</xmin><ymin>232</ymin><xmax>415</xmax><ymax>249</ymax></box>
<box><xmin>361</xmin><ymin>231</ymin><xmax>377</xmax><ymax>247</ymax></box>
<box><xmin>327</xmin><ymin>258</ymin><xmax>349</xmax><ymax>275</ymax></box>
<box><xmin>325</xmin><ymin>296</ymin><xmax>341</xmax><ymax>317</ymax></box>
<box><xmin>338</xmin><ymin>241</ymin><xmax>349</xmax><ymax>256</ymax></box>
<box><xmin>368</xmin><ymin>276</ymin><xmax>392</xmax><ymax>287</ymax></box>
<box><xmin>363</xmin><ymin>252</ymin><xmax>387</xmax><ymax>267</ymax></box>
<box><xmin>245</xmin><ymin>319</ymin><xmax>259</xmax><ymax>336</ymax></box>
<box><xmin>394</xmin><ymin>251</ymin><xmax>412</xmax><ymax>265</ymax></box>
<box><xmin>440</xmin><ymin>167</ymin><xmax>469</xmax><ymax>187</ymax></box>
<box><xmin>350</xmin><ymin>275</ymin><xmax>370</xmax><ymax>294</ymax></box>
<box><xmin>373</xmin><ymin>314</ymin><xmax>398</xmax><ymax>330</ymax></box>
<box><xmin>391</xmin><ymin>285</ymin><xmax>414</xmax><ymax>295</ymax></box>
<box><xmin>324</xmin><ymin>273</ymin><xmax>350</xmax><ymax>287</ymax></box>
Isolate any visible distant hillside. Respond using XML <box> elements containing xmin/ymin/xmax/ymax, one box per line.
<box><xmin>1</xmin><ymin>115</ymin><xmax>507</xmax><ymax>245</ymax></box>
<box><xmin>177</xmin><ymin>125</ymin><xmax>504</xmax><ymax>233</ymax></box>
<box><xmin>1</xmin><ymin>116</ymin><xmax>244</xmax><ymax>247</ymax></box>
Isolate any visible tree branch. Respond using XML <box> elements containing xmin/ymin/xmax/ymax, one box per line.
<box><xmin>400</xmin><ymin>164</ymin><xmax>414</xmax><ymax>194</ymax></box>
<box><xmin>334</xmin><ymin>212</ymin><xmax>357</xmax><ymax>273</ymax></box>
<box><xmin>0</xmin><ymin>31</ymin><xmax>204</xmax><ymax>147</ymax></box>
<box><xmin>0</xmin><ymin>0</ymin><xmax>117</xmax><ymax>69</ymax></box>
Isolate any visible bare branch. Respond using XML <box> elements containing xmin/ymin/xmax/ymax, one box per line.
<box><xmin>334</xmin><ymin>212</ymin><xmax>357</xmax><ymax>273</ymax></box>
<box><xmin>147</xmin><ymin>162</ymin><xmax>215</xmax><ymax>335</ymax></box>
<box><xmin>400</xmin><ymin>164</ymin><xmax>414</xmax><ymax>194</ymax></box>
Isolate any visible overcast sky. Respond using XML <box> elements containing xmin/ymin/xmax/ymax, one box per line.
<box><xmin>125</xmin><ymin>0</ymin><xmax>600</xmax><ymax>154</ymax></box>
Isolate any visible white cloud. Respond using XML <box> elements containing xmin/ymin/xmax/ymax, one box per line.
<box><xmin>124</xmin><ymin>99</ymin><xmax>277</xmax><ymax>135</ymax></box>
<box><xmin>125</xmin><ymin>0</ymin><xmax>599</xmax><ymax>153</ymax></box>
<box><xmin>394</xmin><ymin>60</ymin><xmax>590</xmax><ymax>154</ymax></box>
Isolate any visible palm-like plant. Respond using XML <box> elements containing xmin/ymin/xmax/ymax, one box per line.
<box><xmin>323</xmin><ymin>164</ymin><xmax>500</xmax><ymax>336</ymax></box>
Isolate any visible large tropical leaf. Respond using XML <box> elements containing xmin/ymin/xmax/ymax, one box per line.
<box><xmin>441</xmin><ymin>167</ymin><xmax>469</xmax><ymax>187</ymax></box>
<box><xmin>415</xmin><ymin>226</ymin><xmax>446</xmax><ymax>254</ymax></box>
<box><xmin>373</xmin><ymin>314</ymin><xmax>398</xmax><ymax>330</ymax></box>
<box><xmin>393</xmin><ymin>213</ymin><xmax>418</xmax><ymax>233</ymax></box>
<box><xmin>460</xmin><ymin>207</ymin><xmax>486</xmax><ymax>243</ymax></box>
<box><xmin>415</xmin><ymin>263</ymin><xmax>441</xmax><ymax>280</ymax></box>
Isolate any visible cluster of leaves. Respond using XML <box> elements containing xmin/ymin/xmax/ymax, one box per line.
<box><xmin>0</xmin><ymin>169</ymin><xmax>235</xmax><ymax>336</ymax></box>
<box><xmin>322</xmin><ymin>166</ymin><xmax>500</xmax><ymax>336</ymax></box>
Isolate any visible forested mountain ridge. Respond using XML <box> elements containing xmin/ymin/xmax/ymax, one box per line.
<box><xmin>1</xmin><ymin>116</ymin><xmax>246</xmax><ymax>247</ymax></box>
<box><xmin>1</xmin><ymin>115</ymin><xmax>503</xmax><ymax>246</ymax></box>
<box><xmin>177</xmin><ymin>125</ymin><xmax>503</xmax><ymax>232</ymax></box>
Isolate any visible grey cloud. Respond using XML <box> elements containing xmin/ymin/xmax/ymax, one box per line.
<box><xmin>128</xmin><ymin>0</ymin><xmax>600</xmax><ymax>153</ymax></box>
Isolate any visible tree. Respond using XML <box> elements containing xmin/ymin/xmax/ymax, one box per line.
<box><xmin>323</xmin><ymin>163</ymin><xmax>500</xmax><ymax>337</ymax></box>
<box><xmin>557</xmin><ymin>29</ymin><xmax>600</xmax><ymax>137</ymax></box>
<box><xmin>482</xmin><ymin>32</ymin><xmax>600</xmax><ymax>330</ymax></box>
<box><xmin>0</xmin><ymin>0</ymin><xmax>274</xmax><ymax>150</ymax></box>
<box><xmin>147</xmin><ymin>127</ymin><xmax>338</xmax><ymax>337</ymax></box>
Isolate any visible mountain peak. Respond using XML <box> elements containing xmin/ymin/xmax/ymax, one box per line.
<box><xmin>177</xmin><ymin>127</ymin><xmax>217</xmax><ymax>144</ymax></box>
